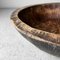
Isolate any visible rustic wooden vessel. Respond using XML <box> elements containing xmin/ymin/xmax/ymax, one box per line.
<box><xmin>11</xmin><ymin>3</ymin><xmax>60</xmax><ymax>56</ymax></box>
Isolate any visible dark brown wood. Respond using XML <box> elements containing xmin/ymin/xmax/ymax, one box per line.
<box><xmin>11</xmin><ymin>3</ymin><xmax>60</xmax><ymax>56</ymax></box>
<box><xmin>18</xmin><ymin>4</ymin><xmax>60</xmax><ymax>34</ymax></box>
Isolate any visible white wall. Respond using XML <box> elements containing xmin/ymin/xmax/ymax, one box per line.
<box><xmin>0</xmin><ymin>0</ymin><xmax>60</xmax><ymax>8</ymax></box>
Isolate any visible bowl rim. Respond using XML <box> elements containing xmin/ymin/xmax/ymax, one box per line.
<box><xmin>11</xmin><ymin>3</ymin><xmax>60</xmax><ymax>46</ymax></box>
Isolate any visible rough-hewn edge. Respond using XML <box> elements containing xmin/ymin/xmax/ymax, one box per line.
<box><xmin>10</xmin><ymin>3</ymin><xmax>60</xmax><ymax>46</ymax></box>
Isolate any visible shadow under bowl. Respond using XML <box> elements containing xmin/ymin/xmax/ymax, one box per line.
<box><xmin>11</xmin><ymin>3</ymin><xmax>60</xmax><ymax>56</ymax></box>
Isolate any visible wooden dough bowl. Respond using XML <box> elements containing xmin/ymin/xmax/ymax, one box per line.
<box><xmin>11</xmin><ymin>3</ymin><xmax>60</xmax><ymax>56</ymax></box>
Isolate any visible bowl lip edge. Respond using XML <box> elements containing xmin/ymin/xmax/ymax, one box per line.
<box><xmin>11</xmin><ymin>3</ymin><xmax>60</xmax><ymax>46</ymax></box>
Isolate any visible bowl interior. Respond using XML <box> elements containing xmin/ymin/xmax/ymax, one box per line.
<box><xmin>18</xmin><ymin>3</ymin><xmax>60</xmax><ymax>34</ymax></box>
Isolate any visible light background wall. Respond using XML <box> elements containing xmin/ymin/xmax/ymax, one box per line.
<box><xmin>0</xmin><ymin>0</ymin><xmax>60</xmax><ymax>8</ymax></box>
